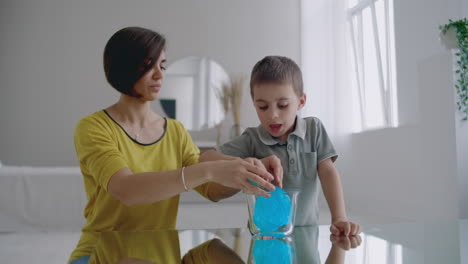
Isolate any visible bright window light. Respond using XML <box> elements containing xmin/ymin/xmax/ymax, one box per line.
<box><xmin>348</xmin><ymin>0</ymin><xmax>398</xmax><ymax>132</ymax></box>
<box><xmin>366</xmin><ymin>235</ymin><xmax>389</xmax><ymax>264</ymax></box>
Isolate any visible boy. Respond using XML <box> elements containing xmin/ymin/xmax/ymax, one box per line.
<box><xmin>201</xmin><ymin>56</ymin><xmax>360</xmax><ymax>236</ymax></box>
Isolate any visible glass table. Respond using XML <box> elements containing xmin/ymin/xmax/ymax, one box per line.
<box><xmin>87</xmin><ymin>220</ymin><xmax>466</xmax><ymax>264</ymax></box>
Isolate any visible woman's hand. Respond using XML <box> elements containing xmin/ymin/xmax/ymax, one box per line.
<box><xmin>207</xmin><ymin>159</ymin><xmax>275</xmax><ymax>198</ymax></box>
<box><xmin>243</xmin><ymin>157</ymin><xmax>267</xmax><ymax>170</ymax></box>
<box><xmin>244</xmin><ymin>156</ymin><xmax>283</xmax><ymax>188</ymax></box>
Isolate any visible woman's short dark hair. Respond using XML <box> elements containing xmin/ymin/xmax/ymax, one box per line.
<box><xmin>103</xmin><ymin>27</ymin><xmax>166</xmax><ymax>96</ymax></box>
<box><xmin>249</xmin><ymin>56</ymin><xmax>303</xmax><ymax>97</ymax></box>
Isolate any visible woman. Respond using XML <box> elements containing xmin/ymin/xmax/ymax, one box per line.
<box><xmin>69</xmin><ymin>27</ymin><xmax>281</xmax><ymax>264</ymax></box>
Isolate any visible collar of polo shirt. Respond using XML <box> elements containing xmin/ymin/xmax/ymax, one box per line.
<box><xmin>257</xmin><ymin>116</ymin><xmax>307</xmax><ymax>146</ymax></box>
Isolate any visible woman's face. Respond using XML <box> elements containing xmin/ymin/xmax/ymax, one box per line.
<box><xmin>132</xmin><ymin>50</ymin><xmax>166</xmax><ymax>101</ymax></box>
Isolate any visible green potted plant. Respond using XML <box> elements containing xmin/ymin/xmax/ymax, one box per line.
<box><xmin>440</xmin><ymin>18</ymin><xmax>468</xmax><ymax>121</ymax></box>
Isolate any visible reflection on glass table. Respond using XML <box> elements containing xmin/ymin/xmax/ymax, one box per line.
<box><xmin>86</xmin><ymin>220</ymin><xmax>465</xmax><ymax>264</ymax></box>
<box><xmin>88</xmin><ymin>226</ymin><xmax>358</xmax><ymax>264</ymax></box>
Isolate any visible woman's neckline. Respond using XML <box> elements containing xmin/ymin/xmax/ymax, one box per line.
<box><xmin>102</xmin><ymin>109</ymin><xmax>167</xmax><ymax>146</ymax></box>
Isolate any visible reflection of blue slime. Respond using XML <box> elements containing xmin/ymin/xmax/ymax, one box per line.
<box><xmin>253</xmin><ymin>238</ymin><xmax>293</xmax><ymax>264</ymax></box>
<box><xmin>249</xmin><ymin>180</ymin><xmax>292</xmax><ymax>232</ymax></box>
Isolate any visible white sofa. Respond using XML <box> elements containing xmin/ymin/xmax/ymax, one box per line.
<box><xmin>0</xmin><ymin>165</ymin><xmax>247</xmax><ymax>263</ymax></box>
<box><xmin>0</xmin><ymin>165</ymin><xmax>248</xmax><ymax>232</ymax></box>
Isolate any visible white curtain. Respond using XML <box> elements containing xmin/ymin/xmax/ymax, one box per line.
<box><xmin>300</xmin><ymin>0</ymin><xmax>349</xmax><ymax>136</ymax></box>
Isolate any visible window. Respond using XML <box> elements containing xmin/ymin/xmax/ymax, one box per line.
<box><xmin>348</xmin><ymin>0</ymin><xmax>398</xmax><ymax>132</ymax></box>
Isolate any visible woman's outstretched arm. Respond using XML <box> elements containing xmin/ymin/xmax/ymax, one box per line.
<box><xmin>108</xmin><ymin>159</ymin><xmax>275</xmax><ymax>206</ymax></box>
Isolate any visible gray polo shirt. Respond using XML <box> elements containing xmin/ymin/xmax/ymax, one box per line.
<box><xmin>217</xmin><ymin>116</ymin><xmax>337</xmax><ymax>226</ymax></box>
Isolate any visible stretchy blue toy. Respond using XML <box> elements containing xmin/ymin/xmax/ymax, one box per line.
<box><xmin>252</xmin><ymin>238</ymin><xmax>293</xmax><ymax>264</ymax></box>
<box><xmin>249</xmin><ymin>180</ymin><xmax>292</xmax><ymax>232</ymax></box>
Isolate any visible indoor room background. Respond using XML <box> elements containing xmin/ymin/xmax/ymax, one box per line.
<box><xmin>0</xmin><ymin>0</ymin><xmax>467</xmax><ymax>262</ymax></box>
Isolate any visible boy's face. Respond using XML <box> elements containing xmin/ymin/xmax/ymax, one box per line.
<box><xmin>252</xmin><ymin>82</ymin><xmax>306</xmax><ymax>142</ymax></box>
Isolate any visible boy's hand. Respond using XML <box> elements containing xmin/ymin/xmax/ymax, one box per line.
<box><xmin>259</xmin><ymin>155</ymin><xmax>283</xmax><ymax>188</ymax></box>
<box><xmin>330</xmin><ymin>219</ymin><xmax>361</xmax><ymax>236</ymax></box>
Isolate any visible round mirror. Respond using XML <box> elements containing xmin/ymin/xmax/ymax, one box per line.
<box><xmin>154</xmin><ymin>56</ymin><xmax>229</xmax><ymax>131</ymax></box>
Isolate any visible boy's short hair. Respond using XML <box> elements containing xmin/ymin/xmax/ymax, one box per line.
<box><xmin>103</xmin><ymin>27</ymin><xmax>166</xmax><ymax>97</ymax></box>
<box><xmin>249</xmin><ymin>56</ymin><xmax>303</xmax><ymax>97</ymax></box>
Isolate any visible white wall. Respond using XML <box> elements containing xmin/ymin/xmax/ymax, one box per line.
<box><xmin>0</xmin><ymin>0</ymin><xmax>300</xmax><ymax>166</ymax></box>
<box><xmin>464</xmin><ymin>1</ymin><xmax>468</xmax><ymax>17</ymax></box>
<box><xmin>456</xmin><ymin>104</ymin><xmax>468</xmax><ymax>219</ymax></box>
<box><xmin>457</xmin><ymin>0</ymin><xmax>468</xmax><ymax>220</ymax></box>
<box><xmin>333</xmin><ymin>0</ymin><xmax>463</xmax><ymax>221</ymax></box>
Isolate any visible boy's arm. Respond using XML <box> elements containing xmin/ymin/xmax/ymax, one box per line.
<box><xmin>318</xmin><ymin>158</ymin><xmax>347</xmax><ymax>222</ymax></box>
<box><xmin>200</xmin><ymin>150</ymin><xmax>283</xmax><ymax>202</ymax></box>
<box><xmin>318</xmin><ymin>158</ymin><xmax>361</xmax><ymax>236</ymax></box>
<box><xmin>199</xmin><ymin>149</ymin><xmax>239</xmax><ymax>162</ymax></box>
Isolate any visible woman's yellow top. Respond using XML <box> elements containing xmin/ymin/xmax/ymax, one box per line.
<box><xmin>69</xmin><ymin>110</ymin><xmax>211</xmax><ymax>262</ymax></box>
